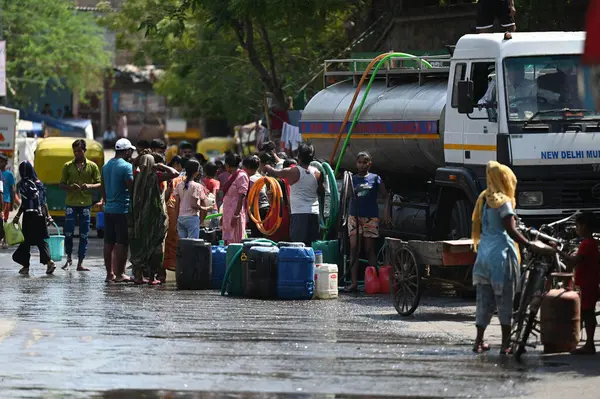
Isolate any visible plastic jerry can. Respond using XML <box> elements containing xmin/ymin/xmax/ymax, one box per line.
<box><xmin>231</xmin><ymin>241</ymin><xmax>274</xmax><ymax>296</ymax></box>
<box><xmin>378</xmin><ymin>265</ymin><xmax>392</xmax><ymax>294</ymax></box>
<box><xmin>312</xmin><ymin>240</ymin><xmax>339</xmax><ymax>265</ymax></box>
<box><xmin>315</xmin><ymin>263</ymin><xmax>338</xmax><ymax>299</ymax></box>
<box><xmin>211</xmin><ymin>245</ymin><xmax>228</xmax><ymax>289</ymax></box>
<box><xmin>225</xmin><ymin>244</ymin><xmax>244</xmax><ymax>296</ymax></box>
<box><xmin>277</xmin><ymin>246</ymin><xmax>315</xmax><ymax>300</ymax></box>
<box><xmin>96</xmin><ymin>211</ymin><xmax>105</xmax><ymax>230</ymax></box>
<box><xmin>176</xmin><ymin>239</ymin><xmax>212</xmax><ymax>290</ymax></box>
<box><xmin>243</xmin><ymin>246</ymin><xmax>280</xmax><ymax>299</ymax></box>
<box><xmin>364</xmin><ymin>266</ymin><xmax>381</xmax><ymax>295</ymax></box>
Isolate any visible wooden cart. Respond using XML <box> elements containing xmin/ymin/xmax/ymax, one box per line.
<box><xmin>385</xmin><ymin>237</ymin><xmax>477</xmax><ymax>316</ymax></box>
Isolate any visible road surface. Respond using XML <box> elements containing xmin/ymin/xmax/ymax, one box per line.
<box><xmin>0</xmin><ymin>238</ymin><xmax>598</xmax><ymax>398</ymax></box>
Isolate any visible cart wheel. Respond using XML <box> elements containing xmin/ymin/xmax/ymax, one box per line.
<box><xmin>391</xmin><ymin>245</ymin><xmax>422</xmax><ymax>316</ymax></box>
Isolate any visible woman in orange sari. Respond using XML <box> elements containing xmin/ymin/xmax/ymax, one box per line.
<box><xmin>162</xmin><ymin>156</ymin><xmax>184</xmax><ymax>281</ymax></box>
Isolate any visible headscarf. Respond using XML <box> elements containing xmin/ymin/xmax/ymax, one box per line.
<box><xmin>472</xmin><ymin>161</ymin><xmax>517</xmax><ymax>251</ymax></box>
<box><xmin>18</xmin><ymin>161</ymin><xmax>44</xmax><ymax>210</ymax></box>
<box><xmin>129</xmin><ymin>154</ymin><xmax>167</xmax><ymax>268</ymax></box>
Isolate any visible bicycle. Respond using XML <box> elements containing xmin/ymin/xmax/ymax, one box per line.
<box><xmin>510</xmin><ymin>218</ymin><xmax>579</xmax><ymax>361</ymax></box>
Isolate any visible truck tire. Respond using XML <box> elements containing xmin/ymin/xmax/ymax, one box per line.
<box><xmin>449</xmin><ymin>199</ymin><xmax>472</xmax><ymax>240</ymax></box>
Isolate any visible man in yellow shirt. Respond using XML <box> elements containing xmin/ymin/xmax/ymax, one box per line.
<box><xmin>59</xmin><ymin>139</ymin><xmax>101</xmax><ymax>271</ymax></box>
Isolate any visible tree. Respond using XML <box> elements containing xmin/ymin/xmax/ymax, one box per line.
<box><xmin>106</xmin><ymin>0</ymin><xmax>363</xmax><ymax>123</ymax></box>
<box><xmin>2</xmin><ymin>0</ymin><xmax>111</xmax><ymax>107</ymax></box>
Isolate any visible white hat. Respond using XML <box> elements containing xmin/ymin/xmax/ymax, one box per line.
<box><xmin>115</xmin><ymin>138</ymin><xmax>135</xmax><ymax>151</ymax></box>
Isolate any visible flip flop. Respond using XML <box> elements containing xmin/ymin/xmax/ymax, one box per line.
<box><xmin>148</xmin><ymin>279</ymin><xmax>162</xmax><ymax>286</ymax></box>
<box><xmin>76</xmin><ymin>266</ymin><xmax>90</xmax><ymax>271</ymax></box>
<box><xmin>134</xmin><ymin>278</ymin><xmax>148</xmax><ymax>285</ymax></box>
<box><xmin>473</xmin><ymin>342</ymin><xmax>491</xmax><ymax>353</ymax></box>
<box><xmin>115</xmin><ymin>275</ymin><xmax>132</xmax><ymax>283</ymax></box>
<box><xmin>500</xmin><ymin>347</ymin><xmax>513</xmax><ymax>356</ymax></box>
<box><xmin>62</xmin><ymin>260</ymin><xmax>72</xmax><ymax>270</ymax></box>
<box><xmin>46</xmin><ymin>264</ymin><xmax>56</xmax><ymax>275</ymax></box>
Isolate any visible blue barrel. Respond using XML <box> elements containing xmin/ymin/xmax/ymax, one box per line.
<box><xmin>211</xmin><ymin>245</ymin><xmax>227</xmax><ymax>289</ymax></box>
<box><xmin>277</xmin><ymin>247</ymin><xmax>315</xmax><ymax>300</ymax></box>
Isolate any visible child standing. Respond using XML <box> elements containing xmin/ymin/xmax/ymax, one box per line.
<box><xmin>174</xmin><ymin>159</ymin><xmax>208</xmax><ymax>239</ymax></box>
<box><xmin>559</xmin><ymin>212</ymin><xmax>599</xmax><ymax>355</ymax></box>
<box><xmin>345</xmin><ymin>152</ymin><xmax>390</xmax><ymax>292</ymax></box>
<box><xmin>202</xmin><ymin>162</ymin><xmax>220</xmax><ymax>228</ymax></box>
<box><xmin>243</xmin><ymin>155</ymin><xmax>270</xmax><ymax>238</ymax></box>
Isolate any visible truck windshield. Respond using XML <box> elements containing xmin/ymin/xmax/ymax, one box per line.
<box><xmin>503</xmin><ymin>55</ymin><xmax>600</xmax><ymax>122</ymax></box>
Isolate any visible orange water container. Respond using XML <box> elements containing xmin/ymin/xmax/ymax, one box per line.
<box><xmin>379</xmin><ymin>265</ymin><xmax>392</xmax><ymax>294</ymax></box>
<box><xmin>365</xmin><ymin>266</ymin><xmax>381</xmax><ymax>294</ymax></box>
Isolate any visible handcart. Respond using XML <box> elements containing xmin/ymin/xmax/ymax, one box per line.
<box><xmin>385</xmin><ymin>237</ymin><xmax>476</xmax><ymax>316</ymax></box>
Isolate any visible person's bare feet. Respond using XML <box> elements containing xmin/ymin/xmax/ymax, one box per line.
<box><xmin>105</xmin><ymin>273</ymin><xmax>116</xmax><ymax>282</ymax></box>
<box><xmin>76</xmin><ymin>262</ymin><xmax>90</xmax><ymax>271</ymax></box>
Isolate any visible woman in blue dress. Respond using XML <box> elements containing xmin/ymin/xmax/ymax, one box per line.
<box><xmin>471</xmin><ymin>161</ymin><xmax>546</xmax><ymax>354</ymax></box>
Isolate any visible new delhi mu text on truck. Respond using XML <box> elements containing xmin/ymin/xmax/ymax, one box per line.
<box><xmin>301</xmin><ymin>31</ymin><xmax>600</xmax><ymax>240</ymax></box>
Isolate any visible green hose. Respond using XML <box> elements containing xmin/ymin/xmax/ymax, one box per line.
<box><xmin>333</xmin><ymin>52</ymin><xmax>432</xmax><ymax>175</ymax></box>
<box><xmin>205</xmin><ymin>212</ymin><xmax>222</xmax><ymax>221</ymax></box>
<box><xmin>220</xmin><ymin>248</ymin><xmax>242</xmax><ymax>296</ymax></box>
<box><xmin>311</xmin><ymin>161</ymin><xmax>340</xmax><ymax>238</ymax></box>
<box><xmin>219</xmin><ymin>238</ymin><xmax>277</xmax><ymax>296</ymax></box>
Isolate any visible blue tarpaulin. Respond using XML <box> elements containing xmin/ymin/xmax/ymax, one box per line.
<box><xmin>18</xmin><ymin>111</ymin><xmax>89</xmax><ymax>136</ymax></box>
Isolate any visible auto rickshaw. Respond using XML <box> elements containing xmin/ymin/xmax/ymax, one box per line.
<box><xmin>34</xmin><ymin>137</ymin><xmax>105</xmax><ymax>230</ymax></box>
<box><xmin>196</xmin><ymin>137</ymin><xmax>238</xmax><ymax>161</ymax></box>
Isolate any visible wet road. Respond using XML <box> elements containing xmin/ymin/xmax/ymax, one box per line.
<box><xmin>0</xmin><ymin>239</ymin><xmax>599</xmax><ymax>398</ymax></box>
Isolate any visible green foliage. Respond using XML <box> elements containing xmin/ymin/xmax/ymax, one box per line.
<box><xmin>2</xmin><ymin>0</ymin><xmax>112</xmax><ymax>107</ymax></box>
<box><xmin>105</xmin><ymin>0</ymin><xmax>362</xmax><ymax>123</ymax></box>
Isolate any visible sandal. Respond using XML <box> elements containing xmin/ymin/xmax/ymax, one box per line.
<box><xmin>62</xmin><ymin>259</ymin><xmax>72</xmax><ymax>270</ymax></box>
<box><xmin>18</xmin><ymin>267</ymin><xmax>30</xmax><ymax>275</ymax></box>
<box><xmin>473</xmin><ymin>341</ymin><xmax>491</xmax><ymax>354</ymax></box>
<box><xmin>500</xmin><ymin>347</ymin><xmax>513</xmax><ymax>355</ymax></box>
<box><xmin>46</xmin><ymin>263</ymin><xmax>56</xmax><ymax>275</ymax></box>
<box><xmin>148</xmin><ymin>279</ymin><xmax>162</xmax><ymax>286</ymax></box>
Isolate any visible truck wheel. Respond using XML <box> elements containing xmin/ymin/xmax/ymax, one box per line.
<box><xmin>448</xmin><ymin>199</ymin><xmax>471</xmax><ymax>240</ymax></box>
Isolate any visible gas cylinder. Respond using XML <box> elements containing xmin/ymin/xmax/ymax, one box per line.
<box><xmin>378</xmin><ymin>265</ymin><xmax>392</xmax><ymax>294</ymax></box>
<box><xmin>540</xmin><ymin>288</ymin><xmax>581</xmax><ymax>354</ymax></box>
<box><xmin>365</xmin><ymin>266</ymin><xmax>381</xmax><ymax>295</ymax></box>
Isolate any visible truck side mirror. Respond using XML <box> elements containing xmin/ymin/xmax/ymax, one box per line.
<box><xmin>457</xmin><ymin>80</ymin><xmax>474</xmax><ymax>114</ymax></box>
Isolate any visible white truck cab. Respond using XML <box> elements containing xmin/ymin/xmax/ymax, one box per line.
<box><xmin>449</xmin><ymin>32</ymin><xmax>598</xmax><ymax>220</ymax></box>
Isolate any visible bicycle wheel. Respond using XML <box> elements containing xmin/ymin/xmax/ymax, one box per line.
<box><xmin>511</xmin><ymin>266</ymin><xmax>544</xmax><ymax>357</ymax></box>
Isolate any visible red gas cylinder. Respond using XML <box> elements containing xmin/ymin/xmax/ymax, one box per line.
<box><xmin>378</xmin><ymin>265</ymin><xmax>392</xmax><ymax>294</ymax></box>
<box><xmin>365</xmin><ymin>266</ymin><xmax>381</xmax><ymax>295</ymax></box>
<box><xmin>540</xmin><ymin>288</ymin><xmax>581</xmax><ymax>354</ymax></box>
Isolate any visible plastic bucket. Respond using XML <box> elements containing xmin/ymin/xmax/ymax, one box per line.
<box><xmin>45</xmin><ymin>222</ymin><xmax>65</xmax><ymax>262</ymax></box>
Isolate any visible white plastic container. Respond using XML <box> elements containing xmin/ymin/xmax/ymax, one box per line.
<box><xmin>314</xmin><ymin>263</ymin><xmax>338</xmax><ymax>299</ymax></box>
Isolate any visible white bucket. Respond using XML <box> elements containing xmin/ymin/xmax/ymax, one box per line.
<box><xmin>315</xmin><ymin>263</ymin><xmax>338</xmax><ymax>299</ymax></box>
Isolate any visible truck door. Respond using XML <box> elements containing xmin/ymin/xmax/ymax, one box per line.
<box><xmin>463</xmin><ymin>61</ymin><xmax>499</xmax><ymax>165</ymax></box>
<box><xmin>444</xmin><ymin>62</ymin><xmax>467</xmax><ymax>165</ymax></box>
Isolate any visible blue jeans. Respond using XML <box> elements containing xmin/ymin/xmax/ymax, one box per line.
<box><xmin>64</xmin><ymin>206</ymin><xmax>91</xmax><ymax>260</ymax></box>
<box><xmin>178</xmin><ymin>216</ymin><xmax>200</xmax><ymax>239</ymax></box>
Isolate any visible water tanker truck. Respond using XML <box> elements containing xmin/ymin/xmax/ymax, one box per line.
<box><xmin>301</xmin><ymin>32</ymin><xmax>600</xmax><ymax>241</ymax></box>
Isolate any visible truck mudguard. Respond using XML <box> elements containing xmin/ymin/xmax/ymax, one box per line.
<box><xmin>435</xmin><ymin>167</ymin><xmax>482</xmax><ymax>205</ymax></box>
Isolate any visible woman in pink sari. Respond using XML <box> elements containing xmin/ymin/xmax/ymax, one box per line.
<box><xmin>221</xmin><ymin>153</ymin><xmax>249</xmax><ymax>244</ymax></box>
